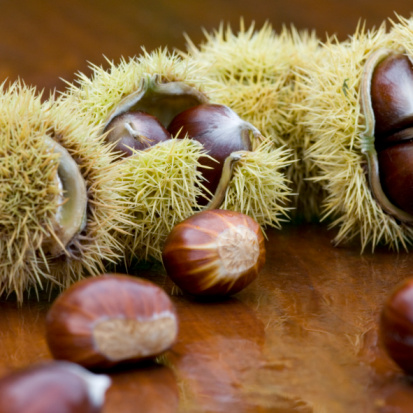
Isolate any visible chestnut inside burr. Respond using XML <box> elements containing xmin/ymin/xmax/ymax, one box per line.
<box><xmin>103</xmin><ymin>111</ymin><xmax>171</xmax><ymax>157</ymax></box>
<box><xmin>92</xmin><ymin>313</ymin><xmax>178</xmax><ymax>361</ymax></box>
<box><xmin>370</xmin><ymin>52</ymin><xmax>413</xmax><ymax>217</ymax></box>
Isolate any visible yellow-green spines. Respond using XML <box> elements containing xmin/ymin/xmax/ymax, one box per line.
<box><xmin>0</xmin><ymin>83</ymin><xmax>62</xmax><ymax>300</ymax></box>
<box><xmin>301</xmin><ymin>24</ymin><xmax>413</xmax><ymax>250</ymax></box>
<box><xmin>183</xmin><ymin>22</ymin><xmax>323</xmax><ymax>220</ymax></box>
<box><xmin>44</xmin><ymin>98</ymin><xmax>136</xmax><ymax>289</ymax></box>
<box><xmin>0</xmin><ymin>83</ymin><xmax>134</xmax><ymax>302</ymax></box>
<box><xmin>221</xmin><ymin>139</ymin><xmax>292</xmax><ymax>228</ymax></box>
<box><xmin>118</xmin><ymin>138</ymin><xmax>209</xmax><ymax>262</ymax></box>
<box><xmin>62</xmin><ymin>48</ymin><xmax>209</xmax><ymax>129</ymax></box>
<box><xmin>62</xmin><ymin>48</ymin><xmax>294</xmax><ymax>261</ymax></box>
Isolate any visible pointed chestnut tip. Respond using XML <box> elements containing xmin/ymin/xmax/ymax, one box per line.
<box><xmin>162</xmin><ymin>209</ymin><xmax>265</xmax><ymax>297</ymax></box>
<box><xmin>0</xmin><ymin>361</ymin><xmax>111</xmax><ymax>413</ymax></box>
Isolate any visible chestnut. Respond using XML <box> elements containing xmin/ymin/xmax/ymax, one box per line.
<box><xmin>45</xmin><ymin>274</ymin><xmax>178</xmax><ymax>369</ymax></box>
<box><xmin>162</xmin><ymin>209</ymin><xmax>265</xmax><ymax>296</ymax></box>
<box><xmin>0</xmin><ymin>361</ymin><xmax>111</xmax><ymax>413</ymax></box>
<box><xmin>103</xmin><ymin>110</ymin><xmax>171</xmax><ymax>157</ymax></box>
<box><xmin>167</xmin><ymin>104</ymin><xmax>259</xmax><ymax>203</ymax></box>
<box><xmin>369</xmin><ymin>52</ymin><xmax>413</xmax><ymax>218</ymax></box>
<box><xmin>380</xmin><ymin>277</ymin><xmax>413</xmax><ymax>375</ymax></box>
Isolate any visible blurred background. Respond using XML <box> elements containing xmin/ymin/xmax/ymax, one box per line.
<box><xmin>0</xmin><ymin>0</ymin><xmax>412</xmax><ymax>92</ymax></box>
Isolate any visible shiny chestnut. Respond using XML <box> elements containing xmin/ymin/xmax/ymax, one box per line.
<box><xmin>162</xmin><ymin>209</ymin><xmax>265</xmax><ymax>296</ymax></box>
<box><xmin>0</xmin><ymin>361</ymin><xmax>111</xmax><ymax>413</ymax></box>
<box><xmin>103</xmin><ymin>110</ymin><xmax>171</xmax><ymax>157</ymax></box>
<box><xmin>371</xmin><ymin>53</ymin><xmax>413</xmax><ymax>217</ymax></box>
<box><xmin>168</xmin><ymin>104</ymin><xmax>258</xmax><ymax>201</ymax></box>
<box><xmin>380</xmin><ymin>277</ymin><xmax>413</xmax><ymax>375</ymax></box>
<box><xmin>45</xmin><ymin>274</ymin><xmax>178</xmax><ymax>369</ymax></box>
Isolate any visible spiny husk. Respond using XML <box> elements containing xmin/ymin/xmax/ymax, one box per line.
<box><xmin>182</xmin><ymin>21</ymin><xmax>324</xmax><ymax>220</ymax></box>
<box><xmin>117</xmin><ymin>138</ymin><xmax>209</xmax><ymax>262</ymax></box>
<box><xmin>61</xmin><ymin>48</ymin><xmax>293</xmax><ymax>262</ymax></box>
<box><xmin>61</xmin><ymin>48</ymin><xmax>209</xmax><ymax>130</ymax></box>
<box><xmin>301</xmin><ymin>23</ymin><xmax>413</xmax><ymax>251</ymax></box>
<box><xmin>221</xmin><ymin>139</ymin><xmax>293</xmax><ymax>229</ymax></box>
<box><xmin>0</xmin><ymin>82</ymin><xmax>134</xmax><ymax>302</ymax></box>
<box><xmin>45</xmin><ymin>97</ymin><xmax>136</xmax><ymax>290</ymax></box>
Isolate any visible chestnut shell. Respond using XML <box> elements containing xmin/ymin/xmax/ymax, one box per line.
<box><xmin>380</xmin><ymin>277</ymin><xmax>413</xmax><ymax>375</ymax></box>
<box><xmin>103</xmin><ymin>111</ymin><xmax>170</xmax><ymax>157</ymax></box>
<box><xmin>168</xmin><ymin>104</ymin><xmax>252</xmax><ymax>199</ymax></box>
<box><xmin>162</xmin><ymin>209</ymin><xmax>265</xmax><ymax>296</ymax></box>
<box><xmin>0</xmin><ymin>362</ymin><xmax>107</xmax><ymax>413</ymax></box>
<box><xmin>371</xmin><ymin>53</ymin><xmax>413</xmax><ymax>216</ymax></box>
<box><xmin>45</xmin><ymin>274</ymin><xmax>178</xmax><ymax>369</ymax></box>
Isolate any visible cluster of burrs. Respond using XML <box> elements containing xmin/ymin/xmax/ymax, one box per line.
<box><xmin>3</xmin><ymin>15</ymin><xmax>413</xmax><ymax>302</ymax></box>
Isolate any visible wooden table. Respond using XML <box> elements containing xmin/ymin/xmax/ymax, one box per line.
<box><xmin>2</xmin><ymin>1</ymin><xmax>413</xmax><ymax>412</ymax></box>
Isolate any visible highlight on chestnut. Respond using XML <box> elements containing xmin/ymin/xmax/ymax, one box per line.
<box><xmin>162</xmin><ymin>209</ymin><xmax>266</xmax><ymax>297</ymax></box>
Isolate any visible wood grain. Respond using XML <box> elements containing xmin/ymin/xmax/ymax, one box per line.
<box><xmin>2</xmin><ymin>1</ymin><xmax>413</xmax><ymax>412</ymax></box>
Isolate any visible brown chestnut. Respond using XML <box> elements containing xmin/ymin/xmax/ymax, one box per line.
<box><xmin>45</xmin><ymin>274</ymin><xmax>178</xmax><ymax>369</ymax></box>
<box><xmin>380</xmin><ymin>277</ymin><xmax>413</xmax><ymax>375</ymax></box>
<box><xmin>167</xmin><ymin>104</ymin><xmax>258</xmax><ymax>202</ymax></box>
<box><xmin>103</xmin><ymin>110</ymin><xmax>171</xmax><ymax>157</ymax></box>
<box><xmin>162</xmin><ymin>209</ymin><xmax>265</xmax><ymax>296</ymax></box>
<box><xmin>371</xmin><ymin>53</ymin><xmax>413</xmax><ymax>217</ymax></box>
<box><xmin>0</xmin><ymin>361</ymin><xmax>111</xmax><ymax>413</ymax></box>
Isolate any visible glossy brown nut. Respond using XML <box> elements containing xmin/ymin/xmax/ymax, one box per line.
<box><xmin>380</xmin><ymin>277</ymin><xmax>413</xmax><ymax>375</ymax></box>
<box><xmin>103</xmin><ymin>111</ymin><xmax>171</xmax><ymax>157</ymax></box>
<box><xmin>167</xmin><ymin>104</ymin><xmax>252</xmax><ymax>199</ymax></box>
<box><xmin>45</xmin><ymin>274</ymin><xmax>178</xmax><ymax>369</ymax></box>
<box><xmin>162</xmin><ymin>209</ymin><xmax>265</xmax><ymax>296</ymax></box>
<box><xmin>378</xmin><ymin>142</ymin><xmax>413</xmax><ymax>216</ymax></box>
<box><xmin>0</xmin><ymin>361</ymin><xmax>111</xmax><ymax>413</ymax></box>
<box><xmin>370</xmin><ymin>53</ymin><xmax>413</xmax><ymax>217</ymax></box>
<box><xmin>371</xmin><ymin>53</ymin><xmax>413</xmax><ymax>148</ymax></box>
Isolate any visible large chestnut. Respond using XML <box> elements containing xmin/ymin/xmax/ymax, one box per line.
<box><xmin>0</xmin><ymin>361</ymin><xmax>111</xmax><ymax>413</ymax></box>
<box><xmin>370</xmin><ymin>53</ymin><xmax>413</xmax><ymax>217</ymax></box>
<box><xmin>380</xmin><ymin>277</ymin><xmax>413</xmax><ymax>375</ymax></box>
<box><xmin>103</xmin><ymin>110</ymin><xmax>171</xmax><ymax>157</ymax></box>
<box><xmin>168</xmin><ymin>104</ymin><xmax>258</xmax><ymax>202</ymax></box>
<box><xmin>45</xmin><ymin>274</ymin><xmax>178</xmax><ymax>369</ymax></box>
<box><xmin>162</xmin><ymin>209</ymin><xmax>265</xmax><ymax>296</ymax></box>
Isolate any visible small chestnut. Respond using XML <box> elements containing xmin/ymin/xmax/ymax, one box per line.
<box><xmin>103</xmin><ymin>110</ymin><xmax>171</xmax><ymax>157</ymax></box>
<box><xmin>0</xmin><ymin>361</ymin><xmax>111</xmax><ymax>413</ymax></box>
<box><xmin>162</xmin><ymin>209</ymin><xmax>265</xmax><ymax>296</ymax></box>
<box><xmin>45</xmin><ymin>274</ymin><xmax>178</xmax><ymax>369</ymax></box>
<box><xmin>370</xmin><ymin>53</ymin><xmax>413</xmax><ymax>217</ymax></box>
<box><xmin>167</xmin><ymin>104</ymin><xmax>258</xmax><ymax>201</ymax></box>
<box><xmin>380</xmin><ymin>277</ymin><xmax>413</xmax><ymax>375</ymax></box>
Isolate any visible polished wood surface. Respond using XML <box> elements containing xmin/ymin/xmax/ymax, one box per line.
<box><xmin>2</xmin><ymin>1</ymin><xmax>413</xmax><ymax>412</ymax></box>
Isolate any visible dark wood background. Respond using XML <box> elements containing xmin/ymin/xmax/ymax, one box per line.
<box><xmin>2</xmin><ymin>1</ymin><xmax>413</xmax><ymax>412</ymax></box>
<box><xmin>2</xmin><ymin>0</ymin><xmax>412</xmax><ymax>92</ymax></box>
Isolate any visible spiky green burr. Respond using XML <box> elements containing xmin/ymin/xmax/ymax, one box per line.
<box><xmin>0</xmin><ymin>82</ymin><xmax>134</xmax><ymax>302</ymax></box>
<box><xmin>61</xmin><ymin>48</ymin><xmax>293</xmax><ymax>261</ymax></box>
<box><xmin>300</xmin><ymin>21</ymin><xmax>413</xmax><ymax>251</ymax></box>
<box><xmin>182</xmin><ymin>22</ymin><xmax>325</xmax><ymax>220</ymax></box>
